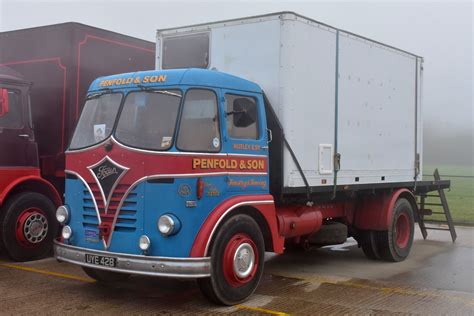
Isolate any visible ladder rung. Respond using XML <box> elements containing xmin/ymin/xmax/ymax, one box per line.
<box><xmin>424</xmin><ymin>227</ymin><xmax>451</xmax><ymax>231</ymax></box>
<box><xmin>425</xmin><ymin>219</ymin><xmax>449</xmax><ymax>223</ymax></box>
<box><xmin>431</xmin><ymin>212</ymin><xmax>446</xmax><ymax>215</ymax></box>
<box><xmin>425</xmin><ymin>195</ymin><xmax>440</xmax><ymax>198</ymax></box>
<box><xmin>423</xmin><ymin>203</ymin><xmax>443</xmax><ymax>206</ymax></box>
<box><xmin>418</xmin><ymin>209</ymin><xmax>433</xmax><ymax>215</ymax></box>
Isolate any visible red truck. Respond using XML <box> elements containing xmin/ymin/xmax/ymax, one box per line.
<box><xmin>0</xmin><ymin>23</ymin><xmax>155</xmax><ymax>261</ymax></box>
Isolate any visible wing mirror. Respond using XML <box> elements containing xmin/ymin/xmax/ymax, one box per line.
<box><xmin>0</xmin><ymin>88</ymin><xmax>9</xmax><ymax>117</ymax></box>
<box><xmin>229</xmin><ymin>97</ymin><xmax>257</xmax><ymax>128</ymax></box>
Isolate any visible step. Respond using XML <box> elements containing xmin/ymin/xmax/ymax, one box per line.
<box><xmin>418</xmin><ymin>209</ymin><xmax>433</xmax><ymax>216</ymax></box>
<box><xmin>424</xmin><ymin>227</ymin><xmax>451</xmax><ymax>231</ymax></box>
<box><xmin>422</xmin><ymin>203</ymin><xmax>444</xmax><ymax>206</ymax></box>
<box><xmin>424</xmin><ymin>219</ymin><xmax>449</xmax><ymax>224</ymax></box>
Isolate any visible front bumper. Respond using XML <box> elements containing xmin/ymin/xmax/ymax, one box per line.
<box><xmin>54</xmin><ymin>240</ymin><xmax>211</xmax><ymax>278</ymax></box>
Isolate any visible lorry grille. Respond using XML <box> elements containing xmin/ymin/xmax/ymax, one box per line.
<box><xmin>82</xmin><ymin>183</ymin><xmax>138</xmax><ymax>232</ymax></box>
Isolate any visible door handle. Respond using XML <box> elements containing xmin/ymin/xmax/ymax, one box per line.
<box><xmin>18</xmin><ymin>134</ymin><xmax>29</xmax><ymax>138</ymax></box>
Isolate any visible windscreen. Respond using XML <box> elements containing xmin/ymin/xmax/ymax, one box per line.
<box><xmin>115</xmin><ymin>90</ymin><xmax>182</xmax><ymax>150</ymax></box>
<box><xmin>69</xmin><ymin>93</ymin><xmax>122</xmax><ymax>150</ymax></box>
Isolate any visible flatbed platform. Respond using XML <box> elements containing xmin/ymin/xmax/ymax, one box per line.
<box><xmin>282</xmin><ymin>179</ymin><xmax>451</xmax><ymax>197</ymax></box>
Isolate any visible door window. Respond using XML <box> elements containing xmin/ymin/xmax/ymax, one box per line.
<box><xmin>177</xmin><ymin>89</ymin><xmax>220</xmax><ymax>152</ymax></box>
<box><xmin>225</xmin><ymin>94</ymin><xmax>259</xmax><ymax>140</ymax></box>
<box><xmin>0</xmin><ymin>89</ymin><xmax>22</xmax><ymax>129</ymax></box>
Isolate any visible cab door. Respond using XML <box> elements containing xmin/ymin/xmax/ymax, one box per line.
<box><xmin>221</xmin><ymin>90</ymin><xmax>269</xmax><ymax>195</ymax></box>
<box><xmin>0</xmin><ymin>85</ymin><xmax>38</xmax><ymax>167</ymax></box>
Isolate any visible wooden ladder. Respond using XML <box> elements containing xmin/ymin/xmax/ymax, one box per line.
<box><xmin>418</xmin><ymin>169</ymin><xmax>457</xmax><ymax>242</ymax></box>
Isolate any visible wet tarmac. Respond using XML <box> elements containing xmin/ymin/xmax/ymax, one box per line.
<box><xmin>0</xmin><ymin>226</ymin><xmax>473</xmax><ymax>315</ymax></box>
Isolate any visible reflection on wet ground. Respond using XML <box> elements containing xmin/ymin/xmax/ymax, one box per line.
<box><xmin>0</xmin><ymin>226</ymin><xmax>472</xmax><ymax>314</ymax></box>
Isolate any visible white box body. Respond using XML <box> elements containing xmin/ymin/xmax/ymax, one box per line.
<box><xmin>156</xmin><ymin>12</ymin><xmax>423</xmax><ymax>189</ymax></box>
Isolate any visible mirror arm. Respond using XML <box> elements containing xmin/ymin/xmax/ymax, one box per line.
<box><xmin>225</xmin><ymin>110</ymin><xmax>246</xmax><ymax>116</ymax></box>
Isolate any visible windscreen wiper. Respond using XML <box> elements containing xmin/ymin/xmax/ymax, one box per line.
<box><xmin>87</xmin><ymin>88</ymin><xmax>111</xmax><ymax>99</ymax></box>
<box><xmin>137</xmin><ymin>85</ymin><xmax>182</xmax><ymax>98</ymax></box>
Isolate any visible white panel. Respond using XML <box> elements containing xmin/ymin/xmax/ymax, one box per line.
<box><xmin>337</xmin><ymin>32</ymin><xmax>417</xmax><ymax>185</ymax></box>
<box><xmin>279</xmin><ymin>18</ymin><xmax>337</xmax><ymax>187</ymax></box>
<box><xmin>207</xmin><ymin>20</ymin><xmax>282</xmax><ymax>117</ymax></box>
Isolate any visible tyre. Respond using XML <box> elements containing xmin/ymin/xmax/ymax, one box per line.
<box><xmin>197</xmin><ymin>214</ymin><xmax>265</xmax><ymax>305</ymax></box>
<box><xmin>377</xmin><ymin>198</ymin><xmax>415</xmax><ymax>262</ymax></box>
<box><xmin>0</xmin><ymin>192</ymin><xmax>58</xmax><ymax>261</ymax></box>
<box><xmin>360</xmin><ymin>230</ymin><xmax>381</xmax><ymax>260</ymax></box>
<box><xmin>82</xmin><ymin>267</ymin><xmax>130</xmax><ymax>283</ymax></box>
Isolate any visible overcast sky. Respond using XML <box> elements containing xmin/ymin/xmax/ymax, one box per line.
<box><xmin>0</xmin><ymin>0</ymin><xmax>472</xmax><ymax>135</ymax></box>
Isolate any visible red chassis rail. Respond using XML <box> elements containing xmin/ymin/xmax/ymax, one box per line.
<box><xmin>189</xmin><ymin>188</ymin><xmax>416</xmax><ymax>257</ymax></box>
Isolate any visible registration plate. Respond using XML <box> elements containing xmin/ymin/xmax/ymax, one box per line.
<box><xmin>84</xmin><ymin>254</ymin><xmax>117</xmax><ymax>267</ymax></box>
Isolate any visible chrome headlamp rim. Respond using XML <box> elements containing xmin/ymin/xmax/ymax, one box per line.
<box><xmin>62</xmin><ymin>225</ymin><xmax>72</xmax><ymax>239</ymax></box>
<box><xmin>158</xmin><ymin>214</ymin><xmax>175</xmax><ymax>236</ymax></box>
<box><xmin>56</xmin><ymin>205</ymin><xmax>69</xmax><ymax>224</ymax></box>
<box><xmin>139</xmin><ymin>235</ymin><xmax>151</xmax><ymax>251</ymax></box>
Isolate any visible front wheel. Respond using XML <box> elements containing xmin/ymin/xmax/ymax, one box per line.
<box><xmin>197</xmin><ymin>214</ymin><xmax>265</xmax><ymax>305</ymax></box>
<box><xmin>377</xmin><ymin>198</ymin><xmax>415</xmax><ymax>262</ymax></box>
<box><xmin>0</xmin><ymin>192</ymin><xmax>58</xmax><ymax>261</ymax></box>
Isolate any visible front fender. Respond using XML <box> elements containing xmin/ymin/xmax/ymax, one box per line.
<box><xmin>189</xmin><ymin>194</ymin><xmax>284</xmax><ymax>257</ymax></box>
<box><xmin>0</xmin><ymin>169</ymin><xmax>62</xmax><ymax>207</ymax></box>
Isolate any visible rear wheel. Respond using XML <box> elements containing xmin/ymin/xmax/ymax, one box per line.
<box><xmin>360</xmin><ymin>230</ymin><xmax>381</xmax><ymax>260</ymax></box>
<box><xmin>197</xmin><ymin>214</ymin><xmax>265</xmax><ymax>305</ymax></box>
<box><xmin>377</xmin><ymin>198</ymin><xmax>415</xmax><ymax>262</ymax></box>
<box><xmin>82</xmin><ymin>267</ymin><xmax>130</xmax><ymax>283</ymax></box>
<box><xmin>0</xmin><ymin>192</ymin><xmax>58</xmax><ymax>261</ymax></box>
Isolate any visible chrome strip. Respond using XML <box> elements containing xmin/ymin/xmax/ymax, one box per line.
<box><xmin>65</xmin><ymin>170</ymin><xmax>106</xmax><ymax>249</ymax></box>
<box><xmin>111</xmin><ymin>136</ymin><xmax>267</xmax><ymax>157</ymax></box>
<box><xmin>203</xmin><ymin>200</ymin><xmax>274</xmax><ymax>256</ymax></box>
<box><xmin>65</xmin><ymin>170</ymin><xmax>102</xmax><ymax>226</ymax></box>
<box><xmin>87</xmin><ymin>156</ymin><xmax>130</xmax><ymax>214</ymax></box>
<box><xmin>54</xmin><ymin>240</ymin><xmax>211</xmax><ymax>278</ymax></box>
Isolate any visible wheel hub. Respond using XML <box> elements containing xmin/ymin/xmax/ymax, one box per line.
<box><xmin>395</xmin><ymin>213</ymin><xmax>409</xmax><ymax>249</ymax></box>
<box><xmin>223</xmin><ymin>233</ymin><xmax>259</xmax><ymax>287</ymax></box>
<box><xmin>16</xmin><ymin>208</ymin><xmax>48</xmax><ymax>246</ymax></box>
<box><xmin>233</xmin><ymin>243</ymin><xmax>255</xmax><ymax>279</ymax></box>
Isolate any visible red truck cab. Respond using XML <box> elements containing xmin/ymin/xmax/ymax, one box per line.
<box><xmin>0</xmin><ymin>68</ymin><xmax>62</xmax><ymax>261</ymax></box>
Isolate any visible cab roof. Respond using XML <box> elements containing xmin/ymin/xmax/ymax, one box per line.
<box><xmin>0</xmin><ymin>66</ymin><xmax>29</xmax><ymax>85</ymax></box>
<box><xmin>89</xmin><ymin>68</ymin><xmax>262</xmax><ymax>94</ymax></box>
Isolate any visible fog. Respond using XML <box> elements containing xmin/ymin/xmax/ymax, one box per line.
<box><xmin>0</xmin><ymin>0</ymin><xmax>472</xmax><ymax>165</ymax></box>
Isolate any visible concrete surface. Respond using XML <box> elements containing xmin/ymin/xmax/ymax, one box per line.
<box><xmin>0</xmin><ymin>226</ymin><xmax>473</xmax><ymax>315</ymax></box>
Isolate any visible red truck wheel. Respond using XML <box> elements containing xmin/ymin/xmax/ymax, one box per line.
<box><xmin>377</xmin><ymin>198</ymin><xmax>415</xmax><ymax>262</ymax></box>
<box><xmin>197</xmin><ymin>214</ymin><xmax>264</xmax><ymax>305</ymax></box>
<box><xmin>360</xmin><ymin>230</ymin><xmax>381</xmax><ymax>260</ymax></box>
<box><xmin>0</xmin><ymin>192</ymin><xmax>58</xmax><ymax>261</ymax></box>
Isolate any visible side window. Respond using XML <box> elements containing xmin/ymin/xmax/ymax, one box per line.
<box><xmin>177</xmin><ymin>89</ymin><xmax>220</xmax><ymax>152</ymax></box>
<box><xmin>0</xmin><ymin>89</ymin><xmax>22</xmax><ymax>129</ymax></box>
<box><xmin>162</xmin><ymin>33</ymin><xmax>209</xmax><ymax>69</ymax></box>
<box><xmin>225</xmin><ymin>94</ymin><xmax>259</xmax><ymax>140</ymax></box>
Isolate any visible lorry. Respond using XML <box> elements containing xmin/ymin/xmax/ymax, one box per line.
<box><xmin>0</xmin><ymin>23</ymin><xmax>155</xmax><ymax>261</ymax></box>
<box><xmin>53</xmin><ymin>12</ymin><xmax>450</xmax><ymax>305</ymax></box>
